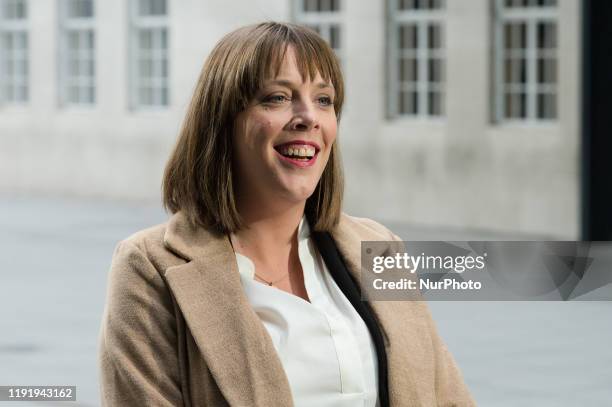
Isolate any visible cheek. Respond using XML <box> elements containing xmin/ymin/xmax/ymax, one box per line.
<box><xmin>236</xmin><ymin>117</ymin><xmax>272</xmax><ymax>152</ymax></box>
<box><xmin>323</xmin><ymin>118</ymin><xmax>338</xmax><ymax>147</ymax></box>
<box><xmin>249</xmin><ymin>115</ymin><xmax>283</xmax><ymax>146</ymax></box>
<box><xmin>259</xmin><ymin>119</ymin><xmax>276</xmax><ymax>138</ymax></box>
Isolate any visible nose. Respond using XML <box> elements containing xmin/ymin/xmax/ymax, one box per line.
<box><xmin>289</xmin><ymin>98</ymin><xmax>320</xmax><ymax>132</ymax></box>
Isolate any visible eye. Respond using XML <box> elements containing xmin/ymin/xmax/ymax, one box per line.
<box><xmin>263</xmin><ymin>94</ymin><xmax>290</xmax><ymax>104</ymax></box>
<box><xmin>317</xmin><ymin>96</ymin><xmax>334</xmax><ymax>106</ymax></box>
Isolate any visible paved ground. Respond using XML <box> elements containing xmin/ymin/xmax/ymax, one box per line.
<box><xmin>0</xmin><ymin>195</ymin><xmax>610</xmax><ymax>406</ymax></box>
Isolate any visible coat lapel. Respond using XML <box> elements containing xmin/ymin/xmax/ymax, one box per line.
<box><xmin>162</xmin><ymin>212</ymin><xmax>293</xmax><ymax>406</ymax></box>
<box><xmin>331</xmin><ymin>216</ymin><xmax>429</xmax><ymax>405</ymax></box>
<box><xmin>329</xmin><ymin>215</ymin><xmax>397</xmax><ymax>345</ymax></box>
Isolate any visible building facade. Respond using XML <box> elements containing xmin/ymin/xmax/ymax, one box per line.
<box><xmin>0</xmin><ymin>0</ymin><xmax>582</xmax><ymax>238</ymax></box>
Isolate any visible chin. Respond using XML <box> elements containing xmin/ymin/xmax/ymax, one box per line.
<box><xmin>281</xmin><ymin>184</ymin><xmax>318</xmax><ymax>203</ymax></box>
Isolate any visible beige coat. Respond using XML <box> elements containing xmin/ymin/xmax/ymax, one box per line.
<box><xmin>98</xmin><ymin>211</ymin><xmax>476</xmax><ymax>406</ymax></box>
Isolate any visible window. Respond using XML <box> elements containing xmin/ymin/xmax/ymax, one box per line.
<box><xmin>293</xmin><ymin>0</ymin><xmax>342</xmax><ymax>59</ymax></box>
<box><xmin>59</xmin><ymin>0</ymin><xmax>95</xmax><ymax>105</ymax></box>
<box><xmin>494</xmin><ymin>0</ymin><xmax>558</xmax><ymax>122</ymax></box>
<box><xmin>388</xmin><ymin>0</ymin><xmax>445</xmax><ymax>118</ymax></box>
<box><xmin>129</xmin><ymin>0</ymin><xmax>168</xmax><ymax>108</ymax></box>
<box><xmin>0</xmin><ymin>0</ymin><xmax>28</xmax><ymax>104</ymax></box>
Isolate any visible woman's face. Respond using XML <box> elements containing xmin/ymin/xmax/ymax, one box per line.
<box><xmin>233</xmin><ymin>46</ymin><xmax>337</xmax><ymax>210</ymax></box>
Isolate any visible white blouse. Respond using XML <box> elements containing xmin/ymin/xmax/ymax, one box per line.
<box><xmin>232</xmin><ymin>216</ymin><xmax>379</xmax><ymax>407</ymax></box>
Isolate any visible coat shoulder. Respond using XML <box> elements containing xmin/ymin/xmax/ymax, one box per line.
<box><xmin>121</xmin><ymin>222</ymin><xmax>167</xmax><ymax>253</ymax></box>
<box><xmin>114</xmin><ymin>220</ymin><xmax>184</xmax><ymax>272</ymax></box>
<box><xmin>338</xmin><ymin>213</ymin><xmax>402</xmax><ymax>242</ymax></box>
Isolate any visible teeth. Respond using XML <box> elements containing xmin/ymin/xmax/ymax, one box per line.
<box><xmin>279</xmin><ymin>145</ymin><xmax>316</xmax><ymax>158</ymax></box>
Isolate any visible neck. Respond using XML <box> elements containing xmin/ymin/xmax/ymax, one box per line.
<box><xmin>231</xmin><ymin>199</ymin><xmax>306</xmax><ymax>262</ymax></box>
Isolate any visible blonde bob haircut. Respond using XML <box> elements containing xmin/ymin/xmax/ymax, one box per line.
<box><xmin>162</xmin><ymin>22</ymin><xmax>345</xmax><ymax>234</ymax></box>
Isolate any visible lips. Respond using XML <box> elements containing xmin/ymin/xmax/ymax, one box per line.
<box><xmin>273</xmin><ymin>140</ymin><xmax>320</xmax><ymax>168</ymax></box>
<box><xmin>274</xmin><ymin>140</ymin><xmax>320</xmax><ymax>153</ymax></box>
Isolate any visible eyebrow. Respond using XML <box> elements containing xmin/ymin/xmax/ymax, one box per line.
<box><xmin>265</xmin><ymin>79</ymin><xmax>334</xmax><ymax>91</ymax></box>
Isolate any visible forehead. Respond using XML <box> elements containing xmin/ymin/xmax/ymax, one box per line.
<box><xmin>265</xmin><ymin>44</ymin><xmax>329</xmax><ymax>84</ymax></box>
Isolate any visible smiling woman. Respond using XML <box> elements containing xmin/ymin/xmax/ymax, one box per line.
<box><xmin>232</xmin><ymin>46</ymin><xmax>338</xmax><ymax>228</ymax></box>
<box><xmin>98</xmin><ymin>22</ymin><xmax>475</xmax><ymax>407</ymax></box>
<box><xmin>162</xmin><ymin>22</ymin><xmax>344</xmax><ymax>235</ymax></box>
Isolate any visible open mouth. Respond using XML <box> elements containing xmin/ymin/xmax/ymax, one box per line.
<box><xmin>273</xmin><ymin>141</ymin><xmax>320</xmax><ymax>166</ymax></box>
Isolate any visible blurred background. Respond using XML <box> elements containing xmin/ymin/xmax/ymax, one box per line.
<box><xmin>1</xmin><ymin>0</ymin><xmax>611</xmax><ymax>406</ymax></box>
